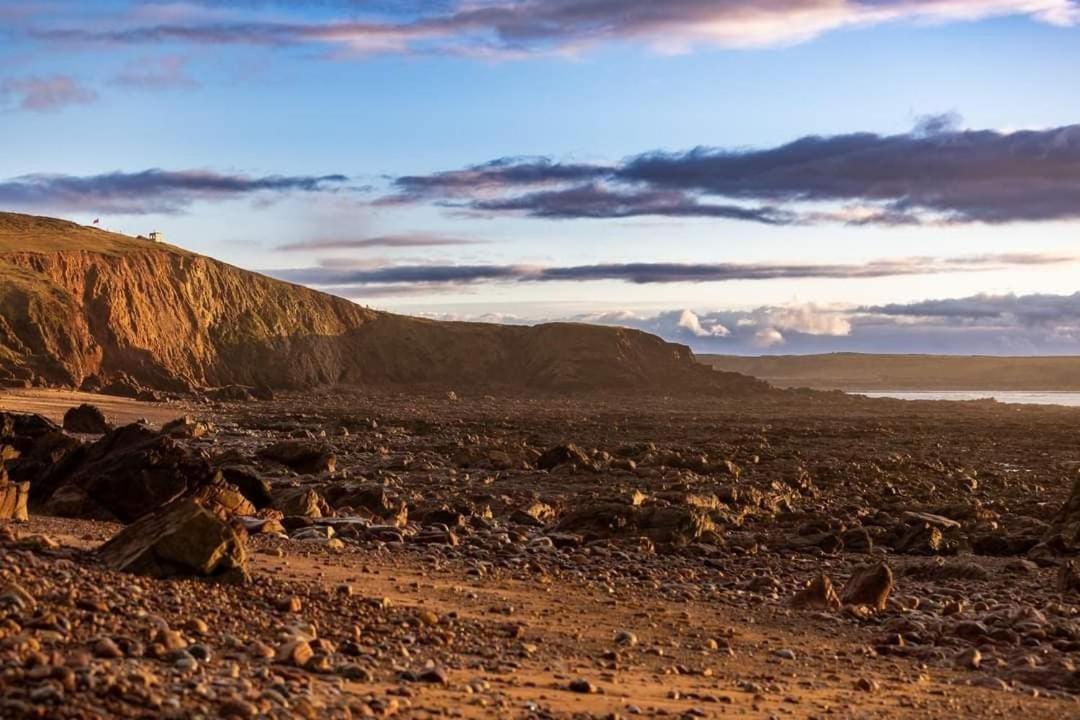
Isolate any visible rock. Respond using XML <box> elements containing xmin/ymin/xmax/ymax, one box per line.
<box><xmin>272</xmin><ymin>487</ymin><xmax>324</xmax><ymax>518</ymax></box>
<box><xmin>568</xmin><ymin>678</ymin><xmax>597</xmax><ymax>693</ymax></box>
<box><xmin>97</xmin><ymin>498</ymin><xmax>250</xmax><ymax>583</ymax></box>
<box><xmin>62</xmin><ymin>404</ymin><xmax>111</xmax><ymax>434</ymax></box>
<box><xmin>258</xmin><ymin>440</ymin><xmax>336</xmax><ymax>474</ymax></box>
<box><xmin>511</xmin><ymin>501</ymin><xmax>557</xmax><ymax>526</ymax></box>
<box><xmin>894</xmin><ymin>522</ymin><xmax>946</xmax><ymax>555</ymax></box>
<box><xmin>537</xmin><ymin>444</ymin><xmax>596</xmax><ymax>472</ymax></box>
<box><xmin>1029</xmin><ymin>477</ymin><xmax>1080</xmax><ymax>560</ymax></box>
<box><xmin>36</xmin><ymin>423</ymin><xmax>219</xmax><ymax>523</ymax></box>
<box><xmin>0</xmin><ymin>468</ymin><xmax>29</xmax><ymax>521</ymax></box>
<box><xmin>324</xmin><ymin>484</ymin><xmax>407</xmax><ymax>526</ymax></box>
<box><xmin>161</xmin><ymin>416</ymin><xmax>211</xmax><ymax>439</ymax></box>
<box><xmin>955</xmin><ymin>647</ymin><xmax>982</xmax><ymax>670</ymax></box>
<box><xmin>1058</xmin><ymin>560</ymin><xmax>1080</xmax><ymax>593</ymax></box>
<box><xmin>791</xmin><ymin>574</ymin><xmax>841</xmax><ymax>611</ymax></box>
<box><xmin>220</xmin><ymin>466</ymin><xmax>273</xmax><ymax>509</ymax></box>
<box><xmin>840</xmin><ymin>563</ymin><xmax>894</xmax><ymax>611</ymax></box>
<box><xmin>276</xmin><ymin>639</ymin><xmax>314</xmax><ymax>668</ymax></box>
<box><xmin>194</xmin><ymin>482</ymin><xmax>256</xmax><ymax>518</ymax></box>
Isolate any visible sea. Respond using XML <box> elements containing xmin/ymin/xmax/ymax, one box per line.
<box><xmin>854</xmin><ymin>391</ymin><xmax>1080</xmax><ymax>407</ymax></box>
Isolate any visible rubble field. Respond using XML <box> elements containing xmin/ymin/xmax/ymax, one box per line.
<box><xmin>2</xmin><ymin>387</ymin><xmax>1080</xmax><ymax>719</ymax></box>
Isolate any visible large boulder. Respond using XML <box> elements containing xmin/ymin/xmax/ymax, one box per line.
<box><xmin>555</xmin><ymin>500</ymin><xmax>719</xmax><ymax>545</ymax></box>
<box><xmin>1</xmin><ymin>412</ymin><xmax>82</xmax><ymax>485</ymax></box>
<box><xmin>98</xmin><ymin>499</ymin><xmax>249</xmax><ymax>583</ymax></box>
<box><xmin>36</xmin><ymin>423</ymin><xmax>219</xmax><ymax>523</ymax></box>
<box><xmin>257</xmin><ymin>441</ymin><xmax>336</xmax><ymax>475</ymax></box>
<box><xmin>62</xmin><ymin>404</ymin><xmax>112</xmax><ymax>434</ymax></box>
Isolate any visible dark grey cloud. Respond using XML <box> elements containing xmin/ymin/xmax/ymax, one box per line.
<box><xmin>1</xmin><ymin>75</ymin><xmax>97</xmax><ymax>112</ymax></box>
<box><xmin>277</xmin><ymin>233</ymin><xmax>484</xmax><ymax>251</ymax></box>
<box><xmin>864</xmin><ymin>292</ymin><xmax>1080</xmax><ymax>324</ymax></box>
<box><xmin>382</xmin><ymin>122</ymin><xmax>1080</xmax><ymax>225</ymax></box>
<box><xmin>27</xmin><ymin>1</ymin><xmax>1080</xmax><ymax>58</ymax></box>
<box><xmin>0</xmin><ymin>169</ymin><xmax>350</xmax><ymax>214</ymax></box>
<box><xmin>471</xmin><ymin>184</ymin><xmax>794</xmax><ymax>223</ymax></box>
<box><xmin>270</xmin><ymin>252</ymin><xmax>1074</xmax><ymax>287</ymax></box>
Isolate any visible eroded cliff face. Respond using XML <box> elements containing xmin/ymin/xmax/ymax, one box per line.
<box><xmin>0</xmin><ymin>212</ymin><xmax>761</xmax><ymax>394</ymax></box>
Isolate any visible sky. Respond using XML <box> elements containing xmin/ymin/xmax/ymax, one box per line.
<box><xmin>4</xmin><ymin>1</ymin><xmax>1080</xmax><ymax>355</ymax></box>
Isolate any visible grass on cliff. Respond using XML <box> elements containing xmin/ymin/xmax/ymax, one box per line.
<box><xmin>0</xmin><ymin>212</ymin><xmax>184</xmax><ymax>255</ymax></box>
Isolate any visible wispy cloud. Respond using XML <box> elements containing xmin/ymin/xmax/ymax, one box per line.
<box><xmin>383</xmin><ymin>120</ymin><xmax>1080</xmax><ymax>225</ymax></box>
<box><xmin>276</xmin><ymin>233</ymin><xmax>485</xmax><ymax>251</ymax></box>
<box><xmin>270</xmin><ymin>252</ymin><xmax>1076</xmax><ymax>288</ymax></box>
<box><xmin>0</xmin><ymin>169</ymin><xmax>351</xmax><ymax>215</ymax></box>
<box><xmin>112</xmin><ymin>55</ymin><xmax>198</xmax><ymax>90</ymax></box>
<box><xmin>27</xmin><ymin>1</ymin><xmax>1080</xmax><ymax>58</ymax></box>
<box><xmin>1</xmin><ymin>75</ymin><xmax>97</xmax><ymax>112</ymax></box>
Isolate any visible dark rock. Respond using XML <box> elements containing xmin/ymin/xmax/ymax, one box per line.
<box><xmin>791</xmin><ymin>574</ymin><xmax>841</xmax><ymax>611</ymax></box>
<box><xmin>220</xmin><ymin>466</ymin><xmax>273</xmax><ymax>509</ymax></box>
<box><xmin>537</xmin><ymin>444</ymin><xmax>595</xmax><ymax>472</ymax></box>
<box><xmin>62</xmin><ymin>404</ymin><xmax>111</xmax><ymax>434</ymax></box>
<box><xmin>98</xmin><ymin>499</ymin><xmax>249</xmax><ymax>582</ymax></box>
<box><xmin>272</xmin><ymin>486</ymin><xmax>324</xmax><ymax>518</ymax></box>
<box><xmin>161</xmin><ymin>416</ymin><xmax>211</xmax><ymax>439</ymax></box>
<box><xmin>257</xmin><ymin>440</ymin><xmax>336</xmax><ymax>474</ymax></box>
<box><xmin>36</xmin><ymin>423</ymin><xmax>219</xmax><ymax>523</ymax></box>
<box><xmin>1029</xmin><ymin>477</ymin><xmax>1080</xmax><ymax>561</ymax></box>
<box><xmin>840</xmin><ymin>563</ymin><xmax>894</xmax><ymax>611</ymax></box>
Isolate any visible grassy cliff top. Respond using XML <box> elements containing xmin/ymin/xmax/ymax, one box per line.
<box><xmin>0</xmin><ymin>212</ymin><xmax>186</xmax><ymax>255</ymax></box>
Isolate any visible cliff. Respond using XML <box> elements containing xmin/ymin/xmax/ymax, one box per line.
<box><xmin>0</xmin><ymin>212</ymin><xmax>762</xmax><ymax>394</ymax></box>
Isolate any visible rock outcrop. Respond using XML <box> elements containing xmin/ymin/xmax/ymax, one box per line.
<box><xmin>0</xmin><ymin>212</ymin><xmax>764</xmax><ymax>395</ymax></box>
<box><xmin>35</xmin><ymin>423</ymin><xmax>219</xmax><ymax>522</ymax></box>
<box><xmin>97</xmin><ymin>499</ymin><xmax>249</xmax><ymax>582</ymax></box>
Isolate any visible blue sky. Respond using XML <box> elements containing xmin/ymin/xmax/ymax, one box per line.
<box><xmin>5</xmin><ymin>1</ymin><xmax>1080</xmax><ymax>354</ymax></box>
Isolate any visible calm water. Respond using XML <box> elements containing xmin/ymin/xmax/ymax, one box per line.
<box><xmin>855</xmin><ymin>390</ymin><xmax>1080</xmax><ymax>407</ymax></box>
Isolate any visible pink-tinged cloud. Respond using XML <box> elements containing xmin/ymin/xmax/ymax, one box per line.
<box><xmin>1</xmin><ymin>75</ymin><xmax>97</xmax><ymax>112</ymax></box>
<box><xmin>29</xmin><ymin>1</ymin><xmax>1080</xmax><ymax>58</ymax></box>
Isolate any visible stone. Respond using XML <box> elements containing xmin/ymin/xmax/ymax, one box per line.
<box><xmin>258</xmin><ymin>440</ymin><xmax>336</xmax><ymax>474</ymax></box>
<box><xmin>37</xmin><ymin>423</ymin><xmax>219</xmax><ymax>523</ymax></box>
<box><xmin>0</xmin><ymin>469</ymin><xmax>29</xmax><ymax>521</ymax></box>
<box><xmin>272</xmin><ymin>487</ymin><xmax>324</xmax><ymax>518</ymax></box>
<box><xmin>62</xmin><ymin>404</ymin><xmax>112</xmax><ymax>434</ymax></box>
<box><xmin>1058</xmin><ymin>560</ymin><xmax>1080</xmax><ymax>593</ymax></box>
<box><xmin>97</xmin><ymin>498</ymin><xmax>249</xmax><ymax>582</ymax></box>
<box><xmin>161</xmin><ymin>416</ymin><xmax>211</xmax><ymax>439</ymax></box>
<box><xmin>840</xmin><ymin>563</ymin><xmax>894</xmax><ymax>611</ymax></box>
<box><xmin>220</xmin><ymin>466</ymin><xmax>273</xmax><ymax>509</ymax></box>
<box><xmin>1030</xmin><ymin>477</ymin><xmax>1080</xmax><ymax>561</ymax></box>
<box><xmin>537</xmin><ymin>444</ymin><xmax>596</xmax><ymax>471</ymax></box>
<box><xmin>791</xmin><ymin>574</ymin><xmax>841</xmax><ymax>611</ymax></box>
<box><xmin>568</xmin><ymin>678</ymin><xmax>597</xmax><ymax>693</ymax></box>
<box><xmin>195</xmin><ymin>482</ymin><xmax>257</xmax><ymax>518</ymax></box>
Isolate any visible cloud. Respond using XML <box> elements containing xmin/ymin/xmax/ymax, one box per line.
<box><xmin>112</xmin><ymin>55</ymin><xmax>198</xmax><ymax>90</ymax></box>
<box><xmin>0</xmin><ymin>169</ymin><xmax>351</xmax><ymax>215</ymax></box>
<box><xmin>411</xmin><ymin>292</ymin><xmax>1080</xmax><ymax>355</ymax></box>
<box><xmin>28</xmin><ymin>1</ymin><xmax>1080</xmax><ymax>58</ymax></box>
<box><xmin>0</xmin><ymin>75</ymin><xmax>97</xmax><ymax>112</ymax></box>
<box><xmin>276</xmin><ymin>233</ymin><xmax>485</xmax><ymax>251</ymax></box>
<box><xmin>677</xmin><ymin>309</ymin><xmax>730</xmax><ymax>338</ymax></box>
<box><xmin>384</xmin><ymin>121</ymin><xmax>1080</xmax><ymax>225</ymax></box>
<box><xmin>269</xmin><ymin>252</ymin><xmax>1076</xmax><ymax>287</ymax></box>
